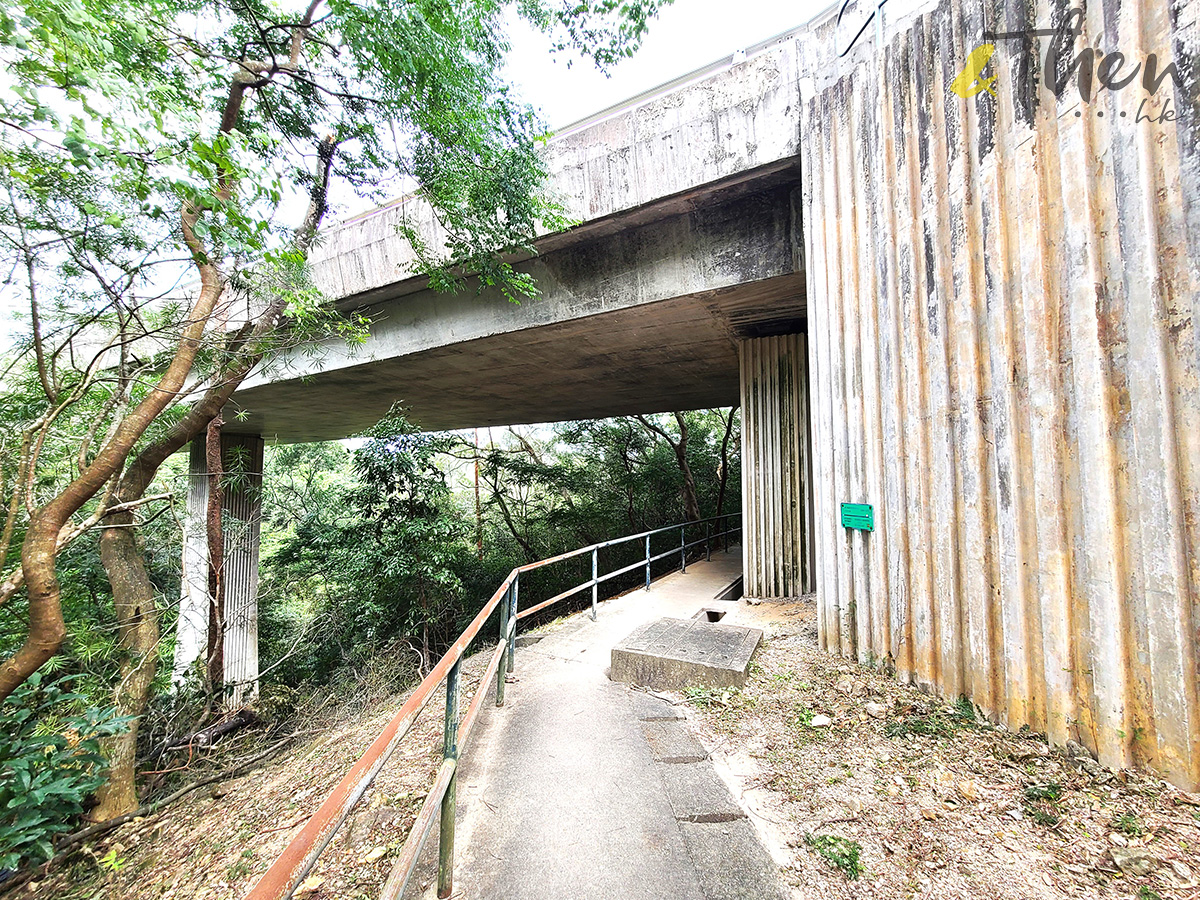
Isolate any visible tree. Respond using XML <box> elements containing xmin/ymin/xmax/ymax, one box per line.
<box><xmin>713</xmin><ymin>405</ymin><xmax>739</xmax><ymax>521</ymax></box>
<box><xmin>255</xmin><ymin>407</ymin><xmax>743</xmax><ymax>699</ymax></box>
<box><xmin>260</xmin><ymin>412</ymin><xmax>469</xmax><ymax>683</ymax></box>
<box><xmin>1</xmin><ymin>0</ymin><xmax>670</xmax><ymax>817</ymax></box>
<box><xmin>635</xmin><ymin>412</ymin><xmax>702</xmax><ymax>523</ymax></box>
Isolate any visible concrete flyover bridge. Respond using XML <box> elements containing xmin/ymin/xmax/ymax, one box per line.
<box><xmin>180</xmin><ymin>31</ymin><xmax>819</xmax><ymax>703</ymax></box>
<box><xmin>187</xmin><ymin>0</ymin><xmax>1200</xmax><ymax>791</ymax></box>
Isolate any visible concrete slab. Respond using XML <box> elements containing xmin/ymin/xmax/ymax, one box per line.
<box><xmin>641</xmin><ymin>720</ymin><xmax>708</xmax><ymax>763</ymax></box>
<box><xmin>450</xmin><ymin>663</ymin><xmax>707</xmax><ymax>900</ymax></box>
<box><xmin>610</xmin><ymin>617</ymin><xmax>763</xmax><ymax>691</ymax></box>
<box><xmin>679</xmin><ymin>818</ymin><xmax>789</xmax><ymax>900</ymax></box>
<box><xmin>658</xmin><ymin>762</ymin><xmax>746</xmax><ymax>821</ymax></box>
<box><xmin>628</xmin><ymin>691</ymin><xmax>684</xmax><ymax>721</ymax></box>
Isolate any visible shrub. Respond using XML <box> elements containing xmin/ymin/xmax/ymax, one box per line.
<box><xmin>804</xmin><ymin>833</ymin><xmax>863</xmax><ymax>880</ymax></box>
<box><xmin>0</xmin><ymin>673</ymin><xmax>128</xmax><ymax>870</ymax></box>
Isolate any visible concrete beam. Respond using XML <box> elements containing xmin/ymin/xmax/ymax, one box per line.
<box><xmin>307</xmin><ymin>39</ymin><xmax>803</xmax><ymax>303</ymax></box>
<box><xmin>232</xmin><ymin>185</ymin><xmax>805</xmax><ymax>442</ymax></box>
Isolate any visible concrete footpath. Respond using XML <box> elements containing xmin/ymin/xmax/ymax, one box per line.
<box><xmin>407</xmin><ymin>550</ymin><xmax>788</xmax><ymax>900</ymax></box>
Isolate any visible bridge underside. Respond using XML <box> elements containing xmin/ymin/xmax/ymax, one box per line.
<box><xmin>230</xmin><ymin>174</ymin><xmax>806</xmax><ymax>443</ymax></box>
<box><xmin>232</xmin><ymin>273</ymin><xmax>804</xmax><ymax>441</ymax></box>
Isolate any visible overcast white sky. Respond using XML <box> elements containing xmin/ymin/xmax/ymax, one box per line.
<box><xmin>503</xmin><ymin>0</ymin><xmax>832</xmax><ymax>130</ymax></box>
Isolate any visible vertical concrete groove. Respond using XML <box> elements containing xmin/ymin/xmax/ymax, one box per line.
<box><xmin>173</xmin><ymin>434</ymin><xmax>264</xmax><ymax>703</ymax></box>
<box><xmin>740</xmin><ymin>334</ymin><xmax>813</xmax><ymax>600</ymax></box>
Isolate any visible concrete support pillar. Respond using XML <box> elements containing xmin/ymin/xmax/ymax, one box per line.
<box><xmin>739</xmin><ymin>333</ymin><xmax>815</xmax><ymax>599</ymax></box>
<box><xmin>174</xmin><ymin>439</ymin><xmax>209</xmax><ymax>684</ymax></box>
<box><xmin>174</xmin><ymin>433</ymin><xmax>264</xmax><ymax>704</ymax></box>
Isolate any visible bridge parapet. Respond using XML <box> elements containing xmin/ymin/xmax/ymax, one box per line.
<box><xmin>308</xmin><ymin>37</ymin><xmax>803</xmax><ymax>305</ymax></box>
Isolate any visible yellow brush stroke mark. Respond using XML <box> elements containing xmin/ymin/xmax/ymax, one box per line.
<box><xmin>951</xmin><ymin>43</ymin><xmax>998</xmax><ymax>99</ymax></box>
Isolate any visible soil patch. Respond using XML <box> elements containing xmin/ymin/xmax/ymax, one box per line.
<box><xmin>16</xmin><ymin>654</ymin><xmax>495</xmax><ymax>900</ymax></box>
<box><xmin>675</xmin><ymin>600</ymin><xmax>1200</xmax><ymax>900</ymax></box>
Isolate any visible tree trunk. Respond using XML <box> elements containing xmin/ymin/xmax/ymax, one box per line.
<box><xmin>83</xmin><ymin>137</ymin><xmax>339</xmax><ymax>818</ymax></box>
<box><xmin>485</xmin><ymin>465</ymin><xmax>538</xmax><ymax>563</ymax></box>
<box><xmin>670</xmin><ymin>413</ymin><xmax>702</xmax><ymax>523</ymax></box>
<box><xmin>715</xmin><ymin>406</ymin><xmax>737</xmax><ymax>520</ymax></box>
<box><xmin>633</xmin><ymin>413</ymin><xmax>701</xmax><ymax>523</ymax></box>
<box><xmin>0</xmin><ymin>271</ymin><xmax>224</xmax><ymax>703</ymax></box>
<box><xmin>715</xmin><ymin>407</ymin><xmax>738</xmax><ymax>550</ymax></box>
<box><xmin>92</xmin><ymin>511</ymin><xmax>160</xmax><ymax>819</ymax></box>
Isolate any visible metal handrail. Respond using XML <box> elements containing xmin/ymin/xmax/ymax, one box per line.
<box><xmin>245</xmin><ymin>513</ymin><xmax>741</xmax><ymax>900</ymax></box>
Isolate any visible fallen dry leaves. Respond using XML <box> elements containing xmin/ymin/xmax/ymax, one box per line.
<box><xmin>680</xmin><ymin>600</ymin><xmax>1200</xmax><ymax>900</ymax></box>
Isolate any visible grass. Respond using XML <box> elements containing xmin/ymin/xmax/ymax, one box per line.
<box><xmin>1023</xmin><ymin>782</ymin><xmax>1064</xmax><ymax>827</ymax></box>
<box><xmin>1111</xmin><ymin>811</ymin><xmax>1145</xmax><ymax>836</ymax></box>
<box><xmin>1023</xmin><ymin>782</ymin><xmax>1063</xmax><ymax>802</ymax></box>
<box><xmin>884</xmin><ymin>696</ymin><xmax>977</xmax><ymax>739</ymax></box>
<box><xmin>804</xmin><ymin>833</ymin><xmax>864</xmax><ymax>880</ymax></box>
<box><xmin>226</xmin><ymin>849</ymin><xmax>255</xmax><ymax>881</ymax></box>
<box><xmin>683</xmin><ymin>685</ymin><xmax>736</xmax><ymax>709</ymax></box>
<box><xmin>1026</xmin><ymin>804</ymin><xmax>1061</xmax><ymax>827</ymax></box>
<box><xmin>790</xmin><ymin>704</ymin><xmax>815</xmax><ymax>727</ymax></box>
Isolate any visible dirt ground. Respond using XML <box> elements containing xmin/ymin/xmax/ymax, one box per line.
<box><xmin>676</xmin><ymin>600</ymin><xmax>1200</xmax><ymax>900</ymax></box>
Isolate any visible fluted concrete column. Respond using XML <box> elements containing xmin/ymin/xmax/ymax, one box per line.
<box><xmin>174</xmin><ymin>433</ymin><xmax>264</xmax><ymax>703</ymax></box>
<box><xmin>739</xmin><ymin>333</ymin><xmax>814</xmax><ymax>599</ymax></box>
<box><xmin>174</xmin><ymin>440</ymin><xmax>209</xmax><ymax>683</ymax></box>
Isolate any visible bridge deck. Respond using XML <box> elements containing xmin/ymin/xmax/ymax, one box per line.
<box><xmin>402</xmin><ymin>550</ymin><xmax>788</xmax><ymax>900</ymax></box>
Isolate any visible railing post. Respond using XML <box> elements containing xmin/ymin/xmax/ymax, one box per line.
<box><xmin>437</xmin><ymin>659</ymin><xmax>461</xmax><ymax>899</ymax></box>
<box><xmin>706</xmin><ymin>520</ymin><xmax>712</xmax><ymax>561</ymax></box>
<box><xmin>645</xmin><ymin>534</ymin><xmax>651</xmax><ymax>591</ymax></box>
<box><xmin>680</xmin><ymin>524</ymin><xmax>687</xmax><ymax>573</ymax></box>
<box><xmin>508</xmin><ymin>573</ymin><xmax>518</xmax><ymax>674</ymax></box>
<box><xmin>496</xmin><ymin>583</ymin><xmax>510</xmax><ymax>707</ymax></box>
<box><xmin>591</xmin><ymin>548</ymin><xmax>598</xmax><ymax>621</ymax></box>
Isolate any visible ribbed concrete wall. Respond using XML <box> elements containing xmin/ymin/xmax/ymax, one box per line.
<box><xmin>798</xmin><ymin>0</ymin><xmax>1199</xmax><ymax>787</ymax></box>
<box><xmin>174</xmin><ymin>434</ymin><xmax>264</xmax><ymax>703</ymax></box>
<box><xmin>740</xmin><ymin>333</ymin><xmax>815</xmax><ymax>599</ymax></box>
<box><xmin>221</xmin><ymin>434</ymin><xmax>264</xmax><ymax>703</ymax></box>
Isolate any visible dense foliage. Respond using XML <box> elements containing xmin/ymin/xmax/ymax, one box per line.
<box><xmin>0</xmin><ymin>0</ymin><xmax>690</xmax><ymax>867</ymax></box>
<box><xmin>258</xmin><ymin>408</ymin><xmax>740</xmax><ymax>688</ymax></box>
<box><xmin>0</xmin><ymin>0</ymin><xmax>672</xmax><ymax>835</ymax></box>
<box><xmin>0</xmin><ymin>0</ymin><xmax>670</xmax><ymax>657</ymax></box>
<box><xmin>0</xmin><ymin>673</ymin><xmax>127</xmax><ymax>870</ymax></box>
<box><xmin>261</xmin><ymin>412</ymin><xmax>470</xmax><ymax>683</ymax></box>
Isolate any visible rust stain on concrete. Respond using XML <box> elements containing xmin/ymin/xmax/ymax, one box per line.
<box><xmin>799</xmin><ymin>0</ymin><xmax>1199</xmax><ymax>789</ymax></box>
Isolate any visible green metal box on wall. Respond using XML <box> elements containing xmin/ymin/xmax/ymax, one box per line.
<box><xmin>841</xmin><ymin>502</ymin><xmax>874</xmax><ymax>532</ymax></box>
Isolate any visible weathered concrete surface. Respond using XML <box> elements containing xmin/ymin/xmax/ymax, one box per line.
<box><xmin>799</xmin><ymin>0</ymin><xmax>1200</xmax><ymax>788</ymax></box>
<box><xmin>741</xmin><ymin>333</ymin><xmax>814</xmax><ymax>599</ymax></box>
<box><xmin>174</xmin><ymin>435</ymin><xmax>262</xmax><ymax>701</ymax></box>
<box><xmin>641</xmin><ymin>718</ymin><xmax>708</xmax><ymax>763</ymax></box>
<box><xmin>310</xmin><ymin>39</ymin><xmax>803</xmax><ymax>303</ymax></box>
<box><xmin>610</xmin><ymin>617</ymin><xmax>763</xmax><ymax>691</ymax></box>
<box><xmin>233</xmin><ymin>186</ymin><xmax>804</xmax><ymax>441</ymax></box>
<box><xmin>404</xmin><ymin>551</ymin><xmax>787</xmax><ymax>900</ymax></box>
